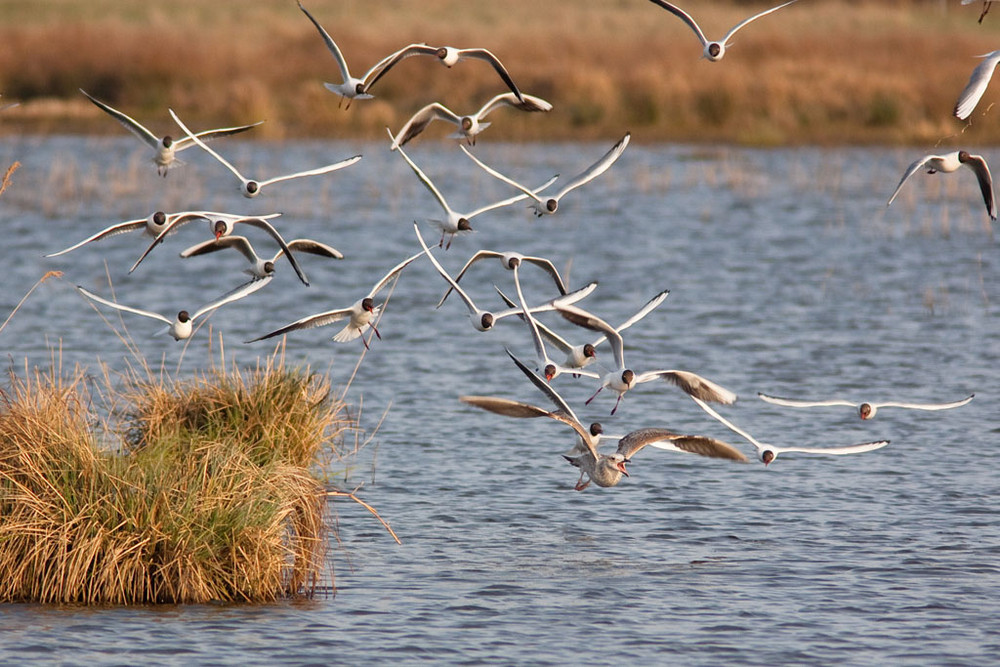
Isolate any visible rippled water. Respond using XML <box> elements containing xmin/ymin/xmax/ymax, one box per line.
<box><xmin>0</xmin><ymin>136</ymin><xmax>997</xmax><ymax>664</ymax></box>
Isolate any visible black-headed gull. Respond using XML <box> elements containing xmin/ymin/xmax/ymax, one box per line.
<box><xmin>45</xmin><ymin>210</ymin><xmax>192</xmax><ymax>257</ymax></box>
<box><xmin>437</xmin><ymin>250</ymin><xmax>569</xmax><ymax>309</ymax></box>
<box><xmin>757</xmin><ymin>392</ymin><xmax>975</xmax><ymax>420</ymax></box>
<box><xmin>414</xmin><ymin>222</ymin><xmax>595</xmax><ymax>332</ymax></box>
<box><xmin>461</xmin><ymin>133</ymin><xmax>630</xmax><ymax>216</ymax></box>
<box><xmin>76</xmin><ymin>279</ymin><xmax>270</xmax><ymax>341</ymax></box>
<box><xmin>297</xmin><ymin>1</ymin><xmax>412</xmax><ymax>108</ymax></box>
<box><xmin>510</xmin><ymin>260</ymin><xmax>599</xmax><ymax>382</ymax></box>
<box><xmin>692</xmin><ymin>397</ymin><xmax>889</xmax><ymax>466</ymax></box>
<box><xmin>245</xmin><ymin>251</ymin><xmax>425</xmax><ymax>349</ymax></box>
<box><xmin>80</xmin><ymin>89</ymin><xmax>261</xmax><ymax>176</ymax></box>
<box><xmin>646</xmin><ymin>0</ymin><xmax>800</xmax><ymax>62</ymax></box>
<box><xmin>887</xmin><ymin>150</ymin><xmax>996</xmax><ymax>220</ymax></box>
<box><xmin>169</xmin><ymin>109</ymin><xmax>361</xmax><ymax>198</ymax></box>
<box><xmin>127</xmin><ymin>212</ymin><xmax>311</xmax><ymax>286</ymax></box>
<box><xmin>390</xmin><ymin>93</ymin><xmax>552</xmax><ymax>149</ymax></box>
<box><xmin>496</xmin><ymin>287</ymin><xmax>670</xmax><ymax>374</ymax></box>
<box><xmin>180</xmin><ymin>236</ymin><xmax>343</xmax><ymax>281</ymax></box>
<box><xmin>392</xmin><ymin>134</ymin><xmax>555</xmax><ymax>249</ymax></box>
<box><xmin>556</xmin><ymin>300</ymin><xmax>736</xmax><ymax>415</ymax></box>
<box><xmin>368</xmin><ymin>44</ymin><xmax>525</xmax><ymax>101</ymax></box>
<box><xmin>954</xmin><ymin>50</ymin><xmax>1000</xmax><ymax>120</ymax></box>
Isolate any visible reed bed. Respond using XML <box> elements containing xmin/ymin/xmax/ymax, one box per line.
<box><xmin>0</xmin><ymin>349</ymin><xmax>354</xmax><ymax>604</ymax></box>
<box><xmin>0</xmin><ymin>1</ymin><xmax>996</xmax><ymax>144</ymax></box>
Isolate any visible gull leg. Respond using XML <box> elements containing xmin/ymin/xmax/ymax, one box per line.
<box><xmin>610</xmin><ymin>392</ymin><xmax>624</xmax><ymax>416</ymax></box>
<box><xmin>584</xmin><ymin>385</ymin><xmax>603</xmax><ymax>405</ymax></box>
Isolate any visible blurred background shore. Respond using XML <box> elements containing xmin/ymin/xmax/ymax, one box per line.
<box><xmin>1</xmin><ymin>0</ymin><xmax>998</xmax><ymax>145</ymax></box>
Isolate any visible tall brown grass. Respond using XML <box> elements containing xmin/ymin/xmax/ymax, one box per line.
<box><xmin>0</xmin><ymin>1</ymin><xmax>997</xmax><ymax>144</ymax></box>
<box><xmin>0</xmin><ymin>348</ymin><xmax>357</xmax><ymax>604</ymax></box>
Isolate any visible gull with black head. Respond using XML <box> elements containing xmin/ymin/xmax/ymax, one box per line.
<box><xmin>80</xmin><ymin>89</ymin><xmax>261</xmax><ymax>176</ymax></box>
<box><xmin>170</xmin><ymin>109</ymin><xmax>361</xmax><ymax>198</ymax></box>
<box><xmin>461</xmin><ymin>133</ymin><xmax>630</xmax><ymax>216</ymax></box>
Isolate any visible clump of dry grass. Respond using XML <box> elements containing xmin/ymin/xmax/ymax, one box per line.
<box><xmin>0</xmin><ymin>349</ymin><xmax>353</xmax><ymax>604</ymax></box>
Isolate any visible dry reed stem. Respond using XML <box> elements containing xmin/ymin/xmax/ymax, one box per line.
<box><xmin>327</xmin><ymin>488</ymin><xmax>401</xmax><ymax>545</ymax></box>
<box><xmin>0</xmin><ymin>162</ymin><xmax>20</xmax><ymax>197</ymax></box>
<box><xmin>0</xmin><ymin>270</ymin><xmax>63</xmax><ymax>336</ymax></box>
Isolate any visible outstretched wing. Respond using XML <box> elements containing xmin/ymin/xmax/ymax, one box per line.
<box><xmin>638</xmin><ymin>369</ymin><xmax>737</xmax><ymax>404</ymax></box>
<box><xmin>777</xmin><ymin>440</ymin><xmax>890</xmax><ymax>457</ymax></box>
<box><xmin>554</xmin><ymin>301</ymin><xmax>625</xmax><ymax>371</ymax></box>
<box><xmin>645</xmin><ymin>0</ymin><xmax>708</xmax><ymax>46</ymax></box>
<box><xmin>723</xmin><ymin>0</ymin><xmax>800</xmax><ymax>44</ymax></box>
<box><xmin>954</xmin><ymin>50</ymin><xmax>1000</xmax><ymax>120</ymax></box>
<box><xmin>459</xmin><ymin>48</ymin><xmax>524</xmax><ymax>102</ymax></box>
<box><xmin>617</xmin><ymin>427</ymin><xmax>747</xmax><ymax>462</ymax></box>
<box><xmin>80</xmin><ymin>89</ymin><xmax>158</xmax><ymax>149</ymax></box>
<box><xmin>874</xmin><ymin>394</ymin><xmax>975</xmax><ymax>412</ymax></box>
<box><xmin>391</xmin><ymin>103</ymin><xmax>461</xmax><ymax>149</ymax></box>
<box><xmin>257</xmin><ymin>155</ymin><xmax>362</xmax><ymax>189</ymax></box>
<box><xmin>169</xmin><ymin>108</ymin><xmax>247</xmax><ymax>183</ymax></box>
<box><xmin>962</xmin><ymin>153</ymin><xmax>997</xmax><ymax>219</ymax></box>
<box><xmin>459</xmin><ymin>145</ymin><xmax>546</xmax><ymax>204</ymax></box>
<box><xmin>555</xmin><ymin>132</ymin><xmax>630</xmax><ymax>200</ymax></box>
<box><xmin>298</xmin><ymin>0</ymin><xmax>352</xmax><ymax>83</ymax></box>
<box><xmin>757</xmin><ymin>393</ymin><xmax>856</xmax><ymax>409</ymax></box>
<box><xmin>45</xmin><ymin>217</ymin><xmax>148</xmax><ymax>257</ymax></box>
<box><xmin>887</xmin><ymin>155</ymin><xmax>933</xmax><ymax>206</ymax></box>
<box><xmin>245</xmin><ymin>306</ymin><xmax>353</xmax><ymax>342</ymax></box>
<box><xmin>459</xmin><ymin>395</ymin><xmax>551</xmax><ymax>419</ymax></box>
<box><xmin>192</xmin><ymin>276</ymin><xmax>272</xmax><ymax>321</ymax></box>
<box><xmin>368</xmin><ymin>248</ymin><xmax>427</xmax><ymax>299</ymax></box>
<box><xmin>173</xmin><ymin>121</ymin><xmax>264</xmax><ymax>153</ymax></box>
<box><xmin>76</xmin><ymin>285</ymin><xmax>171</xmax><ymax>325</ymax></box>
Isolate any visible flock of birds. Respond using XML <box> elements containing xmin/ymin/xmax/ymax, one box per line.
<box><xmin>30</xmin><ymin>1</ymin><xmax>983</xmax><ymax>491</ymax></box>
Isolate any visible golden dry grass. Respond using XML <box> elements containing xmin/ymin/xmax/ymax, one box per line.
<box><xmin>1</xmin><ymin>1</ymin><xmax>998</xmax><ymax>144</ymax></box>
<box><xmin>0</xmin><ymin>349</ymin><xmax>356</xmax><ymax>604</ymax></box>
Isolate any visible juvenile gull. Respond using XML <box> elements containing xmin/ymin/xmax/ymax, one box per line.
<box><xmin>462</xmin><ymin>353</ymin><xmax>745</xmax><ymax>490</ymax></box>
